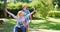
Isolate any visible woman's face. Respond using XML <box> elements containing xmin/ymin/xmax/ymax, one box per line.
<box><xmin>19</xmin><ymin>12</ymin><xmax>25</xmax><ymax>17</ymax></box>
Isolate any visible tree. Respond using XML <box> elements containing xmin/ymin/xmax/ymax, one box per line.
<box><xmin>3</xmin><ymin>0</ymin><xmax>7</xmax><ymax>18</ymax></box>
<box><xmin>33</xmin><ymin>0</ymin><xmax>54</xmax><ymax>21</ymax></box>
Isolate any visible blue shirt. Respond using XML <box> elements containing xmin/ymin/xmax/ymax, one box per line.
<box><xmin>22</xmin><ymin>9</ymin><xmax>30</xmax><ymax>24</ymax></box>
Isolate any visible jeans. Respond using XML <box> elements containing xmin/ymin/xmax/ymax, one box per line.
<box><xmin>14</xmin><ymin>26</ymin><xmax>26</xmax><ymax>32</ymax></box>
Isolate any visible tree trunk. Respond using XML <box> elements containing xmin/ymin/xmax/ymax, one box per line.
<box><xmin>3</xmin><ymin>0</ymin><xmax>7</xmax><ymax>18</ymax></box>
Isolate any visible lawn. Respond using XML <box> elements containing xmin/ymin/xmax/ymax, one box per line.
<box><xmin>0</xmin><ymin>18</ymin><xmax>60</xmax><ymax>32</ymax></box>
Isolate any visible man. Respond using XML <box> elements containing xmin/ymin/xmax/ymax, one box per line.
<box><xmin>21</xmin><ymin>4</ymin><xmax>32</xmax><ymax>32</ymax></box>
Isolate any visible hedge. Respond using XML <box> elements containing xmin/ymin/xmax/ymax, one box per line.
<box><xmin>48</xmin><ymin>11</ymin><xmax>60</xmax><ymax>17</ymax></box>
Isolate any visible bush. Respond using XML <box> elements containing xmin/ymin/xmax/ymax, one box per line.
<box><xmin>48</xmin><ymin>11</ymin><xmax>60</xmax><ymax>17</ymax></box>
<box><xmin>0</xmin><ymin>2</ymin><xmax>4</xmax><ymax>18</ymax></box>
<box><xmin>7</xmin><ymin>2</ymin><xmax>33</xmax><ymax>15</ymax></box>
<box><xmin>31</xmin><ymin>0</ymin><xmax>54</xmax><ymax>19</ymax></box>
<box><xmin>0</xmin><ymin>2</ymin><xmax>4</xmax><ymax>10</ymax></box>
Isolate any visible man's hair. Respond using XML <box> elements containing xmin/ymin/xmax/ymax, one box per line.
<box><xmin>22</xmin><ymin>4</ymin><xmax>26</xmax><ymax>8</ymax></box>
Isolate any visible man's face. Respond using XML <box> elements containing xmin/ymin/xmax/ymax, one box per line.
<box><xmin>22</xmin><ymin>5</ymin><xmax>27</xmax><ymax>9</ymax></box>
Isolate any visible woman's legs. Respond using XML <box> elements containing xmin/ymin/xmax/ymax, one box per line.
<box><xmin>20</xmin><ymin>26</ymin><xmax>26</xmax><ymax>32</ymax></box>
<box><xmin>14</xmin><ymin>26</ymin><xmax>26</xmax><ymax>32</ymax></box>
<box><xmin>14</xmin><ymin>26</ymin><xmax>18</xmax><ymax>32</ymax></box>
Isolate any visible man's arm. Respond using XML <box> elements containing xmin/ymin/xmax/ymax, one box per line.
<box><xmin>29</xmin><ymin>8</ymin><xmax>35</xmax><ymax>23</ymax></box>
<box><xmin>29</xmin><ymin>15</ymin><xmax>32</xmax><ymax>22</ymax></box>
<box><xmin>27</xmin><ymin>10</ymin><xmax>32</xmax><ymax>23</ymax></box>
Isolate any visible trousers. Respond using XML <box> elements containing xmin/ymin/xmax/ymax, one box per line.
<box><xmin>14</xmin><ymin>26</ymin><xmax>26</xmax><ymax>32</ymax></box>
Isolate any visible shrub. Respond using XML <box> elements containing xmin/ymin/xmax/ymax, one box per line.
<box><xmin>48</xmin><ymin>11</ymin><xmax>60</xmax><ymax>17</ymax></box>
<box><xmin>30</xmin><ymin>0</ymin><xmax>54</xmax><ymax>19</ymax></box>
<box><xmin>7</xmin><ymin>2</ymin><xmax>32</xmax><ymax>15</ymax></box>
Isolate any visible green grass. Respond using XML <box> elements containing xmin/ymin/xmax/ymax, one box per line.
<box><xmin>0</xmin><ymin>18</ymin><xmax>60</xmax><ymax>32</ymax></box>
<box><xmin>0</xmin><ymin>19</ymin><xmax>16</xmax><ymax>32</ymax></box>
<box><xmin>32</xmin><ymin>17</ymin><xmax>43</xmax><ymax>20</ymax></box>
<box><xmin>30</xmin><ymin>21</ymin><xmax>60</xmax><ymax>30</ymax></box>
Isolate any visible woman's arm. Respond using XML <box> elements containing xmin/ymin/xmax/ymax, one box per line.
<box><xmin>25</xmin><ymin>10</ymin><xmax>35</xmax><ymax>19</ymax></box>
<box><xmin>25</xmin><ymin>8</ymin><xmax>35</xmax><ymax>19</ymax></box>
<box><xmin>6</xmin><ymin>10</ymin><xmax>18</xmax><ymax>19</ymax></box>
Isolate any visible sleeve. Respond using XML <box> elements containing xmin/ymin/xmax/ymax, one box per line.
<box><xmin>25</xmin><ymin>11</ymin><xmax>35</xmax><ymax>19</ymax></box>
<box><xmin>7</xmin><ymin>11</ymin><xmax>18</xmax><ymax>19</ymax></box>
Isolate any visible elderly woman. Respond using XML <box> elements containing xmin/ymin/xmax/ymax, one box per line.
<box><xmin>6</xmin><ymin>9</ymin><xmax>35</xmax><ymax>32</ymax></box>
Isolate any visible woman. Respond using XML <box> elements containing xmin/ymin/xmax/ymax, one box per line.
<box><xmin>6</xmin><ymin>10</ymin><xmax>27</xmax><ymax>32</ymax></box>
<box><xmin>6</xmin><ymin>10</ymin><xmax>35</xmax><ymax>32</ymax></box>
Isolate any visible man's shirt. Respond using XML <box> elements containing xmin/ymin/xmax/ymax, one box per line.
<box><xmin>22</xmin><ymin>9</ymin><xmax>30</xmax><ymax>24</ymax></box>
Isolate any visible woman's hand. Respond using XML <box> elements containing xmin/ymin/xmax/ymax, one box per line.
<box><xmin>6</xmin><ymin>9</ymin><xmax>8</xmax><ymax>13</ymax></box>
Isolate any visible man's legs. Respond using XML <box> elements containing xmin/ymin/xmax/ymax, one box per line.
<box><xmin>26</xmin><ymin>20</ymin><xmax>29</xmax><ymax>32</ymax></box>
<box><xmin>26</xmin><ymin>25</ymin><xmax>29</xmax><ymax>32</ymax></box>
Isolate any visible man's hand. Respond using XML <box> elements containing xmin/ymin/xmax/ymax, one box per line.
<box><xmin>30</xmin><ymin>20</ymin><xmax>32</xmax><ymax>23</ymax></box>
<box><xmin>30</xmin><ymin>15</ymin><xmax>32</xmax><ymax>23</ymax></box>
<box><xmin>26</xmin><ymin>24</ymin><xmax>29</xmax><ymax>27</ymax></box>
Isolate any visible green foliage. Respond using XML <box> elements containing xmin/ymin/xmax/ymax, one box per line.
<box><xmin>42</xmin><ymin>0</ymin><xmax>54</xmax><ymax>18</ymax></box>
<box><xmin>0</xmin><ymin>19</ymin><xmax>16</xmax><ymax>32</ymax></box>
<box><xmin>30</xmin><ymin>21</ymin><xmax>60</xmax><ymax>30</ymax></box>
<box><xmin>7</xmin><ymin>2</ymin><xmax>32</xmax><ymax>15</ymax></box>
<box><xmin>30</xmin><ymin>0</ymin><xmax>54</xmax><ymax>19</ymax></box>
<box><xmin>7</xmin><ymin>3</ymin><xmax>22</xmax><ymax>10</ymax></box>
<box><xmin>0</xmin><ymin>2</ymin><xmax>4</xmax><ymax>17</ymax></box>
<box><xmin>0</xmin><ymin>2</ymin><xmax>32</xmax><ymax>14</ymax></box>
<box><xmin>0</xmin><ymin>0</ymin><xmax>55</xmax><ymax>18</ymax></box>
<box><xmin>0</xmin><ymin>2</ymin><xmax>4</xmax><ymax>10</ymax></box>
<box><xmin>48</xmin><ymin>11</ymin><xmax>60</xmax><ymax>17</ymax></box>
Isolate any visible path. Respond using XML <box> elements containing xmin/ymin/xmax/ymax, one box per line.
<box><xmin>29</xmin><ymin>28</ymin><xmax>60</xmax><ymax>32</ymax></box>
